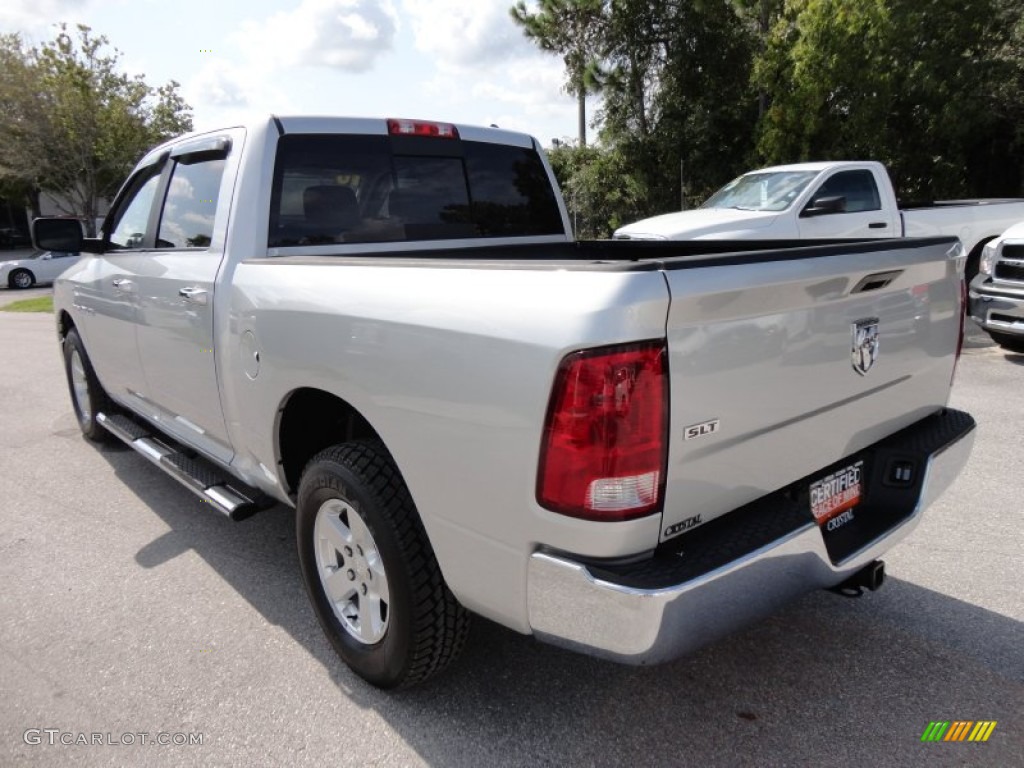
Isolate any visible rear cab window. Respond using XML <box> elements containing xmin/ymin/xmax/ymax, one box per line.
<box><xmin>268</xmin><ymin>132</ymin><xmax>564</xmax><ymax>248</ymax></box>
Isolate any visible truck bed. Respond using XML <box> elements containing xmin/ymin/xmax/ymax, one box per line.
<box><xmin>261</xmin><ymin>235</ymin><xmax>951</xmax><ymax>268</ymax></box>
<box><xmin>240</xmin><ymin>234</ymin><xmax>963</xmax><ymax>556</ymax></box>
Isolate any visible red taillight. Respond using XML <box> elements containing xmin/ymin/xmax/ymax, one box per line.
<box><xmin>537</xmin><ymin>340</ymin><xmax>668</xmax><ymax>521</ymax></box>
<box><xmin>387</xmin><ymin>118</ymin><xmax>459</xmax><ymax>139</ymax></box>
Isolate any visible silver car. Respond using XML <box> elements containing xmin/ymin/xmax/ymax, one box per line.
<box><xmin>0</xmin><ymin>251</ymin><xmax>81</xmax><ymax>289</ymax></box>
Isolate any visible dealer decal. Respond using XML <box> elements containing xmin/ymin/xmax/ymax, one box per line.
<box><xmin>664</xmin><ymin>514</ymin><xmax>702</xmax><ymax>538</ymax></box>
<box><xmin>810</xmin><ymin>460</ymin><xmax>863</xmax><ymax>526</ymax></box>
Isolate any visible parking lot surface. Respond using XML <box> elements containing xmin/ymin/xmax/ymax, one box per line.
<box><xmin>0</xmin><ymin>313</ymin><xmax>1021</xmax><ymax>767</ymax></box>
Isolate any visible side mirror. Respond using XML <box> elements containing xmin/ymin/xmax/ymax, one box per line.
<box><xmin>32</xmin><ymin>218</ymin><xmax>84</xmax><ymax>253</ymax></box>
<box><xmin>801</xmin><ymin>195</ymin><xmax>846</xmax><ymax>217</ymax></box>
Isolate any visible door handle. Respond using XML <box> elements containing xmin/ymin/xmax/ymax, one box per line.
<box><xmin>111</xmin><ymin>278</ymin><xmax>134</xmax><ymax>291</ymax></box>
<box><xmin>178</xmin><ymin>286</ymin><xmax>209</xmax><ymax>305</ymax></box>
<box><xmin>868</xmin><ymin>222</ymin><xmax>887</xmax><ymax>229</ymax></box>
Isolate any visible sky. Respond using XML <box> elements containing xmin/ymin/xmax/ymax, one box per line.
<box><xmin>1</xmin><ymin>0</ymin><xmax>581</xmax><ymax>146</ymax></box>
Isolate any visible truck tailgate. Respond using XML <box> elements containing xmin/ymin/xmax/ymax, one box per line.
<box><xmin>658</xmin><ymin>238</ymin><xmax>962</xmax><ymax>542</ymax></box>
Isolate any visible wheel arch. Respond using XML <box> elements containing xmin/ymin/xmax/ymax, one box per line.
<box><xmin>275</xmin><ymin>387</ymin><xmax>385</xmax><ymax>498</ymax></box>
<box><xmin>965</xmin><ymin>235</ymin><xmax>997</xmax><ymax>282</ymax></box>
<box><xmin>57</xmin><ymin>309</ymin><xmax>76</xmax><ymax>340</ymax></box>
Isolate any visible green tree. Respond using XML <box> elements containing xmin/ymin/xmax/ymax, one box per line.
<box><xmin>731</xmin><ymin>0</ymin><xmax>785</xmax><ymax>116</ymax></box>
<box><xmin>510</xmin><ymin>0</ymin><xmax>607</xmax><ymax>146</ymax></box>
<box><xmin>597</xmin><ymin>0</ymin><xmax>758</xmax><ymax>213</ymax></box>
<box><xmin>0</xmin><ymin>25</ymin><xmax>192</xmax><ymax>235</ymax></box>
<box><xmin>755</xmin><ymin>0</ymin><xmax>1024</xmax><ymax>198</ymax></box>
<box><xmin>548</xmin><ymin>143</ymin><xmax>647</xmax><ymax>237</ymax></box>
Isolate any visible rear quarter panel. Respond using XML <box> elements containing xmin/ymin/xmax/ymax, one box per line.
<box><xmin>223</xmin><ymin>260</ymin><xmax>671</xmax><ymax>631</ymax></box>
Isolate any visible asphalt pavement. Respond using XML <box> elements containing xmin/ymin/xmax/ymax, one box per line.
<box><xmin>0</xmin><ymin>314</ymin><xmax>1020</xmax><ymax>767</ymax></box>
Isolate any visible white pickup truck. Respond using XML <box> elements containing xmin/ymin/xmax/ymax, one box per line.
<box><xmin>35</xmin><ymin>117</ymin><xmax>976</xmax><ymax>689</ymax></box>
<box><xmin>970</xmin><ymin>219</ymin><xmax>1024</xmax><ymax>351</ymax></box>
<box><xmin>614</xmin><ymin>160</ymin><xmax>1024</xmax><ymax>281</ymax></box>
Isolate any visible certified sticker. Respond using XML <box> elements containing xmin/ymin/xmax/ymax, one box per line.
<box><xmin>809</xmin><ymin>460</ymin><xmax>863</xmax><ymax>526</ymax></box>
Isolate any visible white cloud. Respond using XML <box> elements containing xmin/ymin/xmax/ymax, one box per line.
<box><xmin>402</xmin><ymin>0</ymin><xmax>532</xmax><ymax>69</ymax></box>
<box><xmin>237</xmin><ymin>0</ymin><xmax>398</xmax><ymax>73</ymax></box>
<box><xmin>409</xmin><ymin>7</ymin><xmax>576</xmax><ymax>141</ymax></box>
<box><xmin>424</xmin><ymin>71</ymin><xmax>578</xmax><ymax>142</ymax></box>
<box><xmin>0</xmin><ymin>0</ymin><xmax>89</xmax><ymax>34</ymax></box>
<box><xmin>188</xmin><ymin>59</ymin><xmax>250</xmax><ymax>109</ymax></box>
<box><xmin>470</xmin><ymin>58</ymin><xmax>568</xmax><ymax>113</ymax></box>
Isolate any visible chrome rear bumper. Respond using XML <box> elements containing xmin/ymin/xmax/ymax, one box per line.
<box><xmin>527</xmin><ymin>409</ymin><xmax>975</xmax><ymax>664</ymax></box>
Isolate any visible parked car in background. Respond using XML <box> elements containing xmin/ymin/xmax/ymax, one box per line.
<box><xmin>970</xmin><ymin>219</ymin><xmax>1024</xmax><ymax>352</ymax></box>
<box><xmin>614</xmin><ymin>161</ymin><xmax>1024</xmax><ymax>281</ymax></box>
<box><xmin>0</xmin><ymin>251</ymin><xmax>81</xmax><ymax>289</ymax></box>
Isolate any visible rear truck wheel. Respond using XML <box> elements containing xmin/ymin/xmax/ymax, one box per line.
<box><xmin>296</xmin><ymin>442</ymin><xmax>470</xmax><ymax>689</ymax></box>
<box><xmin>988</xmin><ymin>330</ymin><xmax>1024</xmax><ymax>353</ymax></box>
<box><xmin>63</xmin><ymin>328</ymin><xmax>114</xmax><ymax>442</ymax></box>
<box><xmin>9</xmin><ymin>269</ymin><xmax>34</xmax><ymax>289</ymax></box>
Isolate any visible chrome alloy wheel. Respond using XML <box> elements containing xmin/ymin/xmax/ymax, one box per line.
<box><xmin>314</xmin><ymin>498</ymin><xmax>390</xmax><ymax>645</ymax></box>
<box><xmin>69</xmin><ymin>349</ymin><xmax>92</xmax><ymax>423</ymax></box>
<box><xmin>12</xmin><ymin>271</ymin><xmax>32</xmax><ymax>288</ymax></box>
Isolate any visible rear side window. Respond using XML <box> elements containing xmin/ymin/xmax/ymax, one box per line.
<box><xmin>156</xmin><ymin>157</ymin><xmax>226</xmax><ymax>249</ymax></box>
<box><xmin>268</xmin><ymin>134</ymin><xmax>563</xmax><ymax>247</ymax></box>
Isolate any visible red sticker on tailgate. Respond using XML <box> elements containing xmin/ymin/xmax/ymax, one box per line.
<box><xmin>809</xmin><ymin>460</ymin><xmax>863</xmax><ymax>525</ymax></box>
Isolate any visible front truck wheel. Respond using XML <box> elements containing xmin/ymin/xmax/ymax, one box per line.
<box><xmin>62</xmin><ymin>328</ymin><xmax>114</xmax><ymax>442</ymax></box>
<box><xmin>296</xmin><ymin>442</ymin><xmax>470</xmax><ymax>688</ymax></box>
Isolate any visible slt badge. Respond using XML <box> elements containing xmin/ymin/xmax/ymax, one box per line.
<box><xmin>852</xmin><ymin>317</ymin><xmax>880</xmax><ymax>375</ymax></box>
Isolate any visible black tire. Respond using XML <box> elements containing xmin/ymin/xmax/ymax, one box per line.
<box><xmin>988</xmin><ymin>330</ymin><xmax>1024</xmax><ymax>353</ymax></box>
<box><xmin>296</xmin><ymin>442</ymin><xmax>470</xmax><ymax>688</ymax></box>
<box><xmin>63</xmin><ymin>328</ymin><xmax>115</xmax><ymax>441</ymax></box>
<box><xmin>9</xmin><ymin>269</ymin><xmax>34</xmax><ymax>289</ymax></box>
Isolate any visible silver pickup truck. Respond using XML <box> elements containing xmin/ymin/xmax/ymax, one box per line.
<box><xmin>35</xmin><ymin>116</ymin><xmax>976</xmax><ymax>689</ymax></box>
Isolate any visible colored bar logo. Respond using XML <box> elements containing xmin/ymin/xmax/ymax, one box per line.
<box><xmin>921</xmin><ymin>721</ymin><xmax>997</xmax><ymax>742</ymax></box>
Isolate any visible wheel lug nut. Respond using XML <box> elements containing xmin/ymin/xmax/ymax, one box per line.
<box><xmin>361</xmin><ymin>584</ymin><xmax>367</xmax><ymax>595</ymax></box>
<box><xmin>344</xmin><ymin>546</ymin><xmax>353</xmax><ymax>557</ymax></box>
<box><xmin>347</xmin><ymin>570</ymin><xmax>355</xmax><ymax>581</ymax></box>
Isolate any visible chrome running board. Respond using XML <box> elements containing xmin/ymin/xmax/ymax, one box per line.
<box><xmin>97</xmin><ymin>411</ymin><xmax>274</xmax><ymax>521</ymax></box>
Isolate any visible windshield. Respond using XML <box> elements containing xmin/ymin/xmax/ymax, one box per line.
<box><xmin>702</xmin><ymin>171</ymin><xmax>819</xmax><ymax>212</ymax></box>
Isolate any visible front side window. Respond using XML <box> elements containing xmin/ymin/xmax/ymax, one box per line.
<box><xmin>814</xmin><ymin>170</ymin><xmax>881</xmax><ymax>213</ymax></box>
<box><xmin>156</xmin><ymin>158</ymin><xmax>226</xmax><ymax>249</ymax></box>
<box><xmin>108</xmin><ymin>170</ymin><xmax>162</xmax><ymax>249</ymax></box>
